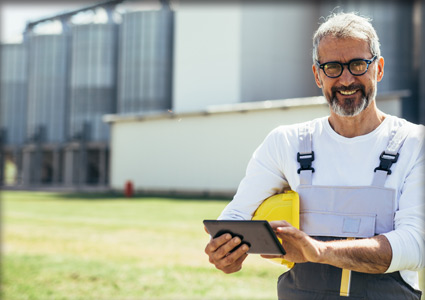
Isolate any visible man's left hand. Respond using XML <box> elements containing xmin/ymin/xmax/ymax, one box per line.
<box><xmin>261</xmin><ymin>220</ymin><xmax>325</xmax><ymax>264</ymax></box>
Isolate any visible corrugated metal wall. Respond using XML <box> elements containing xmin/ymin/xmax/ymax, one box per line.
<box><xmin>117</xmin><ymin>8</ymin><xmax>173</xmax><ymax>114</ymax></box>
<box><xmin>26</xmin><ymin>34</ymin><xmax>68</xmax><ymax>143</ymax></box>
<box><xmin>69</xmin><ymin>23</ymin><xmax>118</xmax><ymax>142</ymax></box>
<box><xmin>0</xmin><ymin>43</ymin><xmax>27</xmax><ymax>146</ymax></box>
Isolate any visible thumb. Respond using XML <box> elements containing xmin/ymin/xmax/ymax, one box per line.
<box><xmin>269</xmin><ymin>220</ymin><xmax>291</xmax><ymax>230</ymax></box>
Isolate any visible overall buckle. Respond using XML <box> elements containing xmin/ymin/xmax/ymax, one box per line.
<box><xmin>374</xmin><ymin>151</ymin><xmax>399</xmax><ymax>175</ymax></box>
<box><xmin>297</xmin><ymin>152</ymin><xmax>315</xmax><ymax>174</ymax></box>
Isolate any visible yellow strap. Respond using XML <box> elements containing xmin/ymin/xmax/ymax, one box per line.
<box><xmin>340</xmin><ymin>268</ymin><xmax>352</xmax><ymax>297</ymax></box>
<box><xmin>340</xmin><ymin>237</ymin><xmax>355</xmax><ymax>297</ymax></box>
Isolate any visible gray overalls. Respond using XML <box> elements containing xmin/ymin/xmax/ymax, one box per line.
<box><xmin>277</xmin><ymin>122</ymin><xmax>422</xmax><ymax>300</ymax></box>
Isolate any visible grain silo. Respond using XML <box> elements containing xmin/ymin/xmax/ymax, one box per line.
<box><xmin>26</xmin><ymin>34</ymin><xmax>68</xmax><ymax>144</ymax></box>
<box><xmin>22</xmin><ymin>32</ymin><xmax>69</xmax><ymax>185</ymax></box>
<box><xmin>0</xmin><ymin>43</ymin><xmax>27</xmax><ymax>185</ymax></box>
<box><xmin>69</xmin><ymin>23</ymin><xmax>118</xmax><ymax>142</ymax></box>
<box><xmin>66</xmin><ymin>20</ymin><xmax>118</xmax><ymax>186</ymax></box>
<box><xmin>117</xmin><ymin>6</ymin><xmax>174</xmax><ymax>114</ymax></box>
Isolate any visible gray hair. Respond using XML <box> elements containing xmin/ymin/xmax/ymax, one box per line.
<box><xmin>312</xmin><ymin>12</ymin><xmax>381</xmax><ymax>63</ymax></box>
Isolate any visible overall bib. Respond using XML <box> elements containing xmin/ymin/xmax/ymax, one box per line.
<box><xmin>277</xmin><ymin>122</ymin><xmax>422</xmax><ymax>300</ymax></box>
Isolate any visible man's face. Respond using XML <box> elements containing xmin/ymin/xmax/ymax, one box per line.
<box><xmin>312</xmin><ymin>36</ymin><xmax>384</xmax><ymax>117</ymax></box>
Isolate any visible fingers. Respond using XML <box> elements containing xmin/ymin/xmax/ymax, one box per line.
<box><xmin>275</xmin><ymin>225</ymin><xmax>304</xmax><ymax>240</ymax></box>
<box><xmin>205</xmin><ymin>233</ymin><xmax>232</xmax><ymax>256</ymax></box>
<box><xmin>269</xmin><ymin>220</ymin><xmax>299</xmax><ymax>242</ymax></box>
<box><xmin>216</xmin><ymin>243</ymin><xmax>249</xmax><ymax>274</ymax></box>
<box><xmin>209</xmin><ymin>235</ymin><xmax>243</xmax><ymax>260</ymax></box>
<box><xmin>205</xmin><ymin>234</ymin><xmax>249</xmax><ymax>274</ymax></box>
<box><xmin>269</xmin><ymin>220</ymin><xmax>291</xmax><ymax>230</ymax></box>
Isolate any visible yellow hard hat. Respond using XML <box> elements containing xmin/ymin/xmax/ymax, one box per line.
<box><xmin>252</xmin><ymin>190</ymin><xmax>299</xmax><ymax>268</ymax></box>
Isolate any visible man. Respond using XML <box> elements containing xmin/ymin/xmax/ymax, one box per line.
<box><xmin>204</xmin><ymin>12</ymin><xmax>424</xmax><ymax>299</ymax></box>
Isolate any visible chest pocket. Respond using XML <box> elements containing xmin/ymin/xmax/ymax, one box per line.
<box><xmin>297</xmin><ymin>185</ymin><xmax>395</xmax><ymax>238</ymax></box>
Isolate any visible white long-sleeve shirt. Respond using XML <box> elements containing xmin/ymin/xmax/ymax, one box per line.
<box><xmin>219</xmin><ymin>115</ymin><xmax>425</xmax><ymax>290</ymax></box>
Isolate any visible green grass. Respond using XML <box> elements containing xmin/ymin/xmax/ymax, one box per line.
<box><xmin>3</xmin><ymin>191</ymin><xmax>424</xmax><ymax>300</ymax></box>
<box><xmin>2</xmin><ymin>191</ymin><xmax>285</xmax><ymax>300</ymax></box>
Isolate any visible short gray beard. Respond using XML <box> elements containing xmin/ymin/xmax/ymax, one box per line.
<box><xmin>325</xmin><ymin>84</ymin><xmax>376</xmax><ymax>117</ymax></box>
<box><xmin>330</xmin><ymin>96</ymin><xmax>369</xmax><ymax>117</ymax></box>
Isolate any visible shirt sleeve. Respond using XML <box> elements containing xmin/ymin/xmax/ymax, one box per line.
<box><xmin>383</xmin><ymin>132</ymin><xmax>425</xmax><ymax>273</ymax></box>
<box><xmin>218</xmin><ymin>128</ymin><xmax>289</xmax><ymax>220</ymax></box>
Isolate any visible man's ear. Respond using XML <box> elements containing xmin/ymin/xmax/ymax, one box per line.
<box><xmin>312</xmin><ymin>64</ymin><xmax>322</xmax><ymax>88</ymax></box>
<box><xmin>376</xmin><ymin>56</ymin><xmax>384</xmax><ymax>82</ymax></box>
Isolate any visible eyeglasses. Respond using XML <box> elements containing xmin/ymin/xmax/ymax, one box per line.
<box><xmin>316</xmin><ymin>56</ymin><xmax>377</xmax><ymax>78</ymax></box>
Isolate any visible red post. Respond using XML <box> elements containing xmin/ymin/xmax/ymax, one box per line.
<box><xmin>124</xmin><ymin>180</ymin><xmax>133</xmax><ymax>197</ymax></box>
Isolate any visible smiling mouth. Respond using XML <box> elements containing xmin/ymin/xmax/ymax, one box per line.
<box><xmin>339</xmin><ymin>90</ymin><xmax>358</xmax><ymax>96</ymax></box>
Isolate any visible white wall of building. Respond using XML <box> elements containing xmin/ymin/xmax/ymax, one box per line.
<box><xmin>173</xmin><ymin>3</ymin><xmax>242</xmax><ymax>113</ymax></box>
<box><xmin>172</xmin><ymin>2</ymin><xmax>321</xmax><ymax>114</ymax></box>
<box><xmin>106</xmin><ymin>95</ymin><xmax>401</xmax><ymax>196</ymax></box>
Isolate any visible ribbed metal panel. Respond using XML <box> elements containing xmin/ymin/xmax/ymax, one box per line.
<box><xmin>69</xmin><ymin>23</ymin><xmax>118</xmax><ymax>142</ymax></box>
<box><xmin>118</xmin><ymin>8</ymin><xmax>173</xmax><ymax>114</ymax></box>
<box><xmin>26</xmin><ymin>34</ymin><xmax>68</xmax><ymax>143</ymax></box>
<box><xmin>0</xmin><ymin>43</ymin><xmax>27</xmax><ymax>146</ymax></box>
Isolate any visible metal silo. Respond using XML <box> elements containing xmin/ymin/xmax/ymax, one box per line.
<box><xmin>26</xmin><ymin>33</ymin><xmax>68</xmax><ymax>143</ymax></box>
<box><xmin>22</xmin><ymin>32</ymin><xmax>69</xmax><ymax>185</ymax></box>
<box><xmin>69</xmin><ymin>22</ymin><xmax>118</xmax><ymax>142</ymax></box>
<box><xmin>0</xmin><ymin>43</ymin><xmax>27</xmax><ymax>185</ymax></box>
<box><xmin>117</xmin><ymin>7</ymin><xmax>174</xmax><ymax>114</ymax></box>
<box><xmin>0</xmin><ymin>43</ymin><xmax>27</xmax><ymax>146</ymax></box>
<box><xmin>63</xmin><ymin>21</ymin><xmax>118</xmax><ymax>187</ymax></box>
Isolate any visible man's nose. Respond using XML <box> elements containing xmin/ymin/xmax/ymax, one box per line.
<box><xmin>338</xmin><ymin>66</ymin><xmax>356</xmax><ymax>86</ymax></box>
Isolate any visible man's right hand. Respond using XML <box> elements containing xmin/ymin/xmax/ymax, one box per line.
<box><xmin>204</xmin><ymin>230</ymin><xmax>249</xmax><ymax>274</ymax></box>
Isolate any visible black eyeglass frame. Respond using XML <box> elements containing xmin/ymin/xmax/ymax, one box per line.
<box><xmin>316</xmin><ymin>56</ymin><xmax>378</xmax><ymax>78</ymax></box>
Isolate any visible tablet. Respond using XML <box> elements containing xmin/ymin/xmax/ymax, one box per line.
<box><xmin>203</xmin><ymin>220</ymin><xmax>286</xmax><ymax>255</ymax></box>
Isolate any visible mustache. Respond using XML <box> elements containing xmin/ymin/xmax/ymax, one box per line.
<box><xmin>331</xmin><ymin>84</ymin><xmax>365</xmax><ymax>94</ymax></box>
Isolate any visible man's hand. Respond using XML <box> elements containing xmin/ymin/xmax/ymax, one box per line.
<box><xmin>261</xmin><ymin>220</ymin><xmax>324</xmax><ymax>263</ymax></box>
<box><xmin>262</xmin><ymin>220</ymin><xmax>392</xmax><ymax>274</ymax></box>
<box><xmin>204</xmin><ymin>227</ymin><xmax>250</xmax><ymax>274</ymax></box>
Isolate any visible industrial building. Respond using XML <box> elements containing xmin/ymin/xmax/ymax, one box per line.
<box><xmin>0</xmin><ymin>0</ymin><xmax>423</xmax><ymax>195</ymax></box>
<box><xmin>1</xmin><ymin>0</ymin><xmax>174</xmax><ymax>190</ymax></box>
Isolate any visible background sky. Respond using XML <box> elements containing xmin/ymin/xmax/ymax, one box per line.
<box><xmin>0</xmin><ymin>1</ymin><xmax>92</xmax><ymax>43</ymax></box>
<box><xmin>0</xmin><ymin>1</ymin><xmax>164</xmax><ymax>43</ymax></box>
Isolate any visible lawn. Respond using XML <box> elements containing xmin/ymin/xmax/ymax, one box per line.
<box><xmin>3</xmin><ymin>191</ymin><xmax>424</xmax><ymax>300</ymax></box>
<box><xmin>2</xmin><ymin>191</ymin><xmax>285</xmax><ymax>300</ymax></box>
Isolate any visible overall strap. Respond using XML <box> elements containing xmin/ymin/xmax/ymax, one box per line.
<box><xmin>298</xmin><ymin>122</ymin><xmax>314</xmax><ymax>185</ymax></box>
<box><xmin>372</xmin><ymin>122</ymin><xmax>410</xmax><ymax>187</ymax></box>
